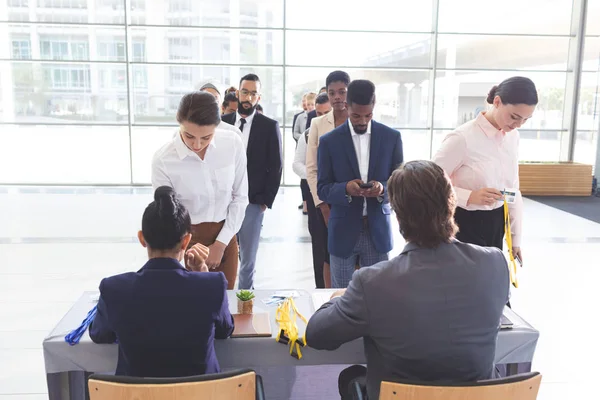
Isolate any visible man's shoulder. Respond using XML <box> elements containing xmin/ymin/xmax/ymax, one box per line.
<box><xmin>454</xmin><ymin>240</ymin><xmax>505</xmax><ymax>258</ymax></box>
<box><xmin>353</xmin><ymin>257</ymin><xmax>398</xmax><ymax>287</ymax></box>
<box><xmin>222</xmin><ymin>112</ymin><xmax>236</xmax><ymax>123</ymax></box>
<box><xmin>372</xmin><ymin>120</ymin><xmax>401</xmax><ymax>138</ymax></box>
<box><xmin>254</xmin><ymin>112</ymin><xmax>278</xmax><ymax>127</ymax></box>
<box><xmin>320</xmin><ymin>122</ymin><xmax>346</xmax><ymax>142</ymax></box>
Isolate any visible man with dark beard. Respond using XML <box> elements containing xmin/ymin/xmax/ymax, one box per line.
<box><xmin>221</xmin><ymin>73</ymin><xmax>283</xmax><ymax>289</ymax></box>
<box><xmin>316</xmin><ymin>79</ymin><xmax>403</xmax><ymax>288</ymax></box>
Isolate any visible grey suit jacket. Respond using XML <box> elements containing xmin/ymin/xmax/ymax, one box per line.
<box><xmin>305</xmin><ymin>239</ymin><xmax>510</xmax><ymax>400</ymax></box>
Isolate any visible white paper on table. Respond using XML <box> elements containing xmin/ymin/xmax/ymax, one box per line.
<box><xmin>273</xmin><ymin>290</ymin><xmax>301</xmax><ymax>298</ymax></box>
<box><xmin>311</xmin><ymin>290</ymin><xmax>338</xmax><ymax>311</ymax></box>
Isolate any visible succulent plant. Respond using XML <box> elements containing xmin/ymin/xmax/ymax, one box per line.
<box><xmin>236</xmin><ymin>289</ymin><xmax>255</xmax><ymax>302</ymax></box>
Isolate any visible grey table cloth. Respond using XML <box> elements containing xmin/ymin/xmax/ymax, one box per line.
<box><xmin>43</xmin><ymin>290</ymin><xmax>539</xmax><ymax>400</ymax></box>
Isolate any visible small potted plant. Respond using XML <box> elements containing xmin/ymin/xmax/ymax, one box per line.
<box><xmin>236</xmin><ymin>290</ymin><xmax>255</xmax><ymax>315</ymax></box>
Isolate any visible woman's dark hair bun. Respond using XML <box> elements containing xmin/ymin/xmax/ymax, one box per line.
<box><xmin>154</xmin><ymin>186</ymin><xmax>176</xmax><ymax>219</ymax></box>
<box><xmin>486</xmin><ymin>85</ymin><xmax>498</xmax><ymax>104</ymax></box>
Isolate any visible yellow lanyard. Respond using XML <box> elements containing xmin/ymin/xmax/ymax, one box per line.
<box><xmin>504</xmin><ymin>197</ymin><xmax>518</xmax><ymax>288</ymax></box>
<box><xmin>275</xmin><ymin>297</ymin><xmax>308</xmax><ymax>359</ymax></box>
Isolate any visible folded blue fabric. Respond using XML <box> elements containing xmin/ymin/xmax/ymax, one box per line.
<box><xmin>65</xmin><ymin>305</ymin><xmax>97</xmax><ymax>346</ymax></box>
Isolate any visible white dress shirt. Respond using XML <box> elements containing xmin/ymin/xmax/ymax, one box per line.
<box><xmin>151</xmin><ymin>128</ymin><xmax>249</xmax><ymax>245</ymax></box>
<box><xmin>292</xmin><ymin>129</ymin><xmax>308</xmax><ymax>179</ymax></box>
<box><xmin>349</xmin><ymin>120</ymin><xmax>371</xmax><ymax>216</ymax></box>
<box><xmin>235</xmin><ymin>111</ymin><xmax>256</xmax><ymax>149</ymax></box>
<box><xmin>433</xmin><ymin>112</ymin><xmax>523</xmax><ymax>247</ymax></box>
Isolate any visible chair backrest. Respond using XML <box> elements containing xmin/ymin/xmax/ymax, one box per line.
<box><xmin>88</xmin><ymin>368</ymin><xmax>262</xmax><ymax>400</ymax></box>
<box><xmin>379</xmin><ymin>372</ymin><xmax>542</xmax><ymax>400</ymax></box>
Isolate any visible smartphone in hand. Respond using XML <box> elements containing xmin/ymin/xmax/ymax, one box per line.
<box><xmin>515</xmin><ymin>254</ymin><xmax>523</xmax><ymax>267</ymax></box>
<box><xmin>359</xmin><ymin>182</ymin><xmax>374</xmax><ymax>189</ymax></box>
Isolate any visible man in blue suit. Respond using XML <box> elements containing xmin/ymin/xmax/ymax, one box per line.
<box><xmin>90</xmin><ymin>186</ymin><xmax>235</xmax><ymax>378</ymax></box>
<box><xmin>317</xmin><ymin>80</ymin><xmax>403</xmax><ymax>288</ymax></box>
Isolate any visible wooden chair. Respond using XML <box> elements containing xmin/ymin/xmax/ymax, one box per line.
<box><xmin>88</xmin><ymin>368</ymin><xmax>265</xmax><ymax>400</ymax></box>
<box><xmin>353</xmin><ymin>372</ymin><xmax>541</xmax><ymax>400</ymax></box>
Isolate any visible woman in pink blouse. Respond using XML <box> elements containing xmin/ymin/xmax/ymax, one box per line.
<box><xmin>433</xmin><ymin>77</ymin><xmax>538</xmax><ymax>264</ymax></box>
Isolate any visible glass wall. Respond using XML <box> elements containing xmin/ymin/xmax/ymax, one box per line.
<box><xmin>0</xmin><ymin>0</ymin><xmax>597</xmax><ymax>184</ymax></box>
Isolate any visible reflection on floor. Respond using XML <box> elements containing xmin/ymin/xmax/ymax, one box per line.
<box><xmin>0</xmin><ymin>186</ymin><xmax>598</xmax><ymax>399</ymax></box>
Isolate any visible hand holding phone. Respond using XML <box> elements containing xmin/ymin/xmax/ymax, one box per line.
<box><xmin>515</xmin><ymin>254</ymin><xmax>523</xmax><ymax>267</ymax></box>
<box><xmin>359</xmin><ymin>182</ymin><xmax>374</xmax><ymax>189</ymax></box>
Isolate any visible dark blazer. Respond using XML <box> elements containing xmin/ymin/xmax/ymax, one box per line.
<box><xmin>292</xmin><ymin>110</ymin><xmax>303</xmax><ymax>133</ymax></box>
<box><xmin>90</xmin><ymin>258</ymin><xmax>234</xmax><ymax>378</ymax></box>
<box><xmin>317</xmin><ymin>120</ymin><xmax>403</xmax><ymax>258</ymax></box>
<box><xmin>306</xmin><ymin>240</ymin><xmax>510</xmax><ymax>400</ymax></box>
<box><xmin>305</xmin><ymin>109</ymin><xmax>317</xmax><ymax>130</ymax></box>
<box><xmin>222</xmin><ymin>112</ymin><xmax>282</xmax><ymax>208</ymax></box>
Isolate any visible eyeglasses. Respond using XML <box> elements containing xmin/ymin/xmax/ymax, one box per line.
<box><xmin>240</xmin><ymin>89</ymin><xmax>260</xmax><ymax>98</ymax></box>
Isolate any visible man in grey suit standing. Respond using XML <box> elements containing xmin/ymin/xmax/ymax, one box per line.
<box><xmin>305</xmin><ymin>160</ymin><xmax>510</xmax><ymax>400</ymax></box>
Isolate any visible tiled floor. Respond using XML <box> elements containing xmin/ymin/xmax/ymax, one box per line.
<box><xmin>0</xmin><ymin>186</ymin><xmax>599</xmax><ymax>398</ymax></box>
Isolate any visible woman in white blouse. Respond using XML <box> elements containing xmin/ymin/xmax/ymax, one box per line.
<box><xmin>433</xmin><ymin>76</ymin><xmax>538</xmax><ymax>264</ymax></box>
<box><xmin>151</xmin><ymin>91</ymin><xmax>248</xmax><ymax>289</ymax></box>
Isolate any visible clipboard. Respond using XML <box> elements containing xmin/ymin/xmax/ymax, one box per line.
<box><xmin>232</xmin><ymin>313</ymin><xmax>272</xmax><ymax>338</ymax></box>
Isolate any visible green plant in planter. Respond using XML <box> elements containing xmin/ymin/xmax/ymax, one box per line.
<box><xmin>236</xmin><ymin>290</ymin><xmax>255</xmax><ymax>302</ymax></box>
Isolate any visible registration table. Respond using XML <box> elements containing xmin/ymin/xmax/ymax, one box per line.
<box><xmin>43</xmin><ymin>290</ymin><xmax>539</xmax><ymax>400</ymax></box>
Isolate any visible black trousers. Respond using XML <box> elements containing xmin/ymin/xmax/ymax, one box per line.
<box><xmin>305</xmin><ymin>188</ymin><xmax>330</xmax><ymax>288</ymax></box>
<box><xmin>454</xmin><ymin>206</ymin><xmax>505</xmax><ymax>251</ymax></box>
<box><xmin>339</xmin><ymin>365</ymin><xmax>367</xmax><ymax>400</ymax></box>
<box><xmin>455</xmin><ymin>206</ymin><xmax>512</xmax><ymax>307</ymax></box>
<box><xmin>300</xmin><ymin>179</ymin><xmax>310</xmax><ymax>202</ymax></box>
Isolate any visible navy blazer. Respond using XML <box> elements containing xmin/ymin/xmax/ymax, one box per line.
<box><xmin>89</xmin><ymin>258</ymin><xmax>234</xmax><ymax>378</ymax></box>
<box><xmin>305</xmin><ymin>109</ymin><xmax>317</xmax><ymax>130</ymax></box>
<box><xmin>222</xmin><ymin>112</ymin><xmax>283</xmax><ymax>208</ymax></box>
<box><xmin>317</xmin><ymin>120</ymin><xmax>403</xmax><ymax>258</ymax></box>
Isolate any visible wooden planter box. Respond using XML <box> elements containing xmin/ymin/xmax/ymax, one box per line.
<box><xmin>519</xmin><ymin>162</ymin><xmax>593</xmax><ymax>196</ymax></box>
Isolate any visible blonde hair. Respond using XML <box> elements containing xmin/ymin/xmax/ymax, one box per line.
<box><xmin>305</xmin><ymin>92</ymin><xmax>317</xmax><ymax>103</ymax></box>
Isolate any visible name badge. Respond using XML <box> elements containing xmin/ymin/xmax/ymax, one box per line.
<box><xmin>501</xmin><ymin>188</ymin><xmax>517</xmax><ymax>204</ymax></box>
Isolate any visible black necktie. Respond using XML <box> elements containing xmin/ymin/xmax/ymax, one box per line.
<box><xmin>239</xmin><ymin>118</ymin><xmax>246</xmax><ymax>132</ymax></box>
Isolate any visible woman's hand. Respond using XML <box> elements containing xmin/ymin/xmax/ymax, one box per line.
<box><xmin>206</xmin><ymin>241</ymin><xmax>227</xmax><ymax>270</ymax></box>
<box><xmin>185</xmin><ymin>243</ymin><xmax>210</xmax><ymax>272</ymax></box>
<box><xmin>513</xmin><ymin>247</ymin><xmax>523</xmax><ymax>266</ymax></box>
<box><xmin>467</xmin><ymin>188</ymin><xmax>503</xmax><ymax>206</ymax></box>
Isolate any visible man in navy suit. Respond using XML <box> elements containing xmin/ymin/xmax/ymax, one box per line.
<box><xmin>317</xmin><ymin>80</ymin><xmax>403</xmax><ymax>288</ymax></box>
<box><xmin>90</xmin><ymin>186</ymin><xmax>235</xmax><ymax>377</ymax></box>
<box><xmin>222</xmin><ymin>73</ymin><xmax>283</xmax><ymax>289</ymax></box>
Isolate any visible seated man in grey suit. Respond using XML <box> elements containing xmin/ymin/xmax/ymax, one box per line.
<box><xmin>305</xmin><ymin>160</ymin><xmax>510</xmax><ymax>400</ymax></box>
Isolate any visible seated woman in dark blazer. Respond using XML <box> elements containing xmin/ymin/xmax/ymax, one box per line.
<box><xmin>90</xmin><ymin>186</ymin><xmax>234</xmax><ymax>378</ymax></box>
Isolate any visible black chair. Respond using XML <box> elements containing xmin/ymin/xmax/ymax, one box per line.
<box><xmin>88</xmin><ymin>368</ymin><xmax>265</xmax><ymax>400</ymax></box>
<box><xmin>353</xmin><ymin>371</ymin><xmax>541</xmax><ymax>400</ymax></box>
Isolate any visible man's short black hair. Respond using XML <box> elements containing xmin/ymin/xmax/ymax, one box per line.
<box><xmin>315</xmin><ymin>93</ymin><xmax>330</xmax><ymax>105</ymax></box>
<box><xmin>347</xmin><ymin>79</ymin><xmax>376</xmax><ymax>106</ymax></box>
<box><xmin>256</xmin><ymin>104</ymin><xmax>263</xmax><ymax>111</ymax></box>
<box><xmin>222</xmin><ymin>92</ymin><xmax>237</xmax><ymax>106</ymax></box>
<box><xmin>239</xmin><ymin>73</ymin><xmax>261</xmax><ymax>87</ymax></box>
<box><xmin>325</xmin><ymin>70</ymin><xmax>350</xmax><ymax>89</ymax></box>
